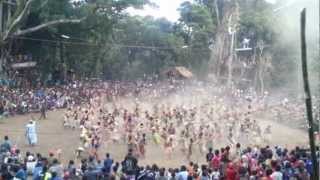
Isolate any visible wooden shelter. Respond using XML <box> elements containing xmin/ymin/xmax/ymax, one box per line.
<box><xmin>164</xmin><ymin>66</ymin><xmax>193</xmax><ymax>79</ymax></box>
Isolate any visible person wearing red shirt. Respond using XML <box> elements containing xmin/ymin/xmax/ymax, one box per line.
<box><xmin>211</xmin><ymin>150</ymin><xmax>221</xmax><ymax>170</ymax></box>
<box><xmin>225</xmin><ymin>163</ymin><xmax>237</xmax><ymax>180</ymax></box>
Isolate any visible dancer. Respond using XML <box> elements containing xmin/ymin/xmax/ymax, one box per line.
<box><xmin>138</xmin><ymin>133</ymin><xmax>147</xmax><ymax>159</ymax></box>
<box><xmin>164</xmin><ymin>137</ymin><xmax>174</xmax><ymax>160</ymax></box>
<box><xmin>187</xmin><ymin>138</ymin><xmax>193</xmax><ymax>161</ymax></box>
<box><xmin>264</xmin><ymin>125</ymin><xmax>272</xmax><ymax>143</ymax></box>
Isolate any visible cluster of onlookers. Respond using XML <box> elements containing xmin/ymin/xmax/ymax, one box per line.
<box><xmin>0</xmin><ymin>79</ymin><xmax>189</xmax><ymax>118</ymax></box>
<box><xmin>0</xmin><ymin>81</ymin><xmax>126</xmax><ymax>117</ymax></box>
<box><xmin>0</xmin><ymin>85</ymin><xmax>75</xmax><ymax>117</ymax></box>
<box><xmin>0</xmin><ymin>135</ymin><xmax>317</xmax><ymax>180</ymax></box>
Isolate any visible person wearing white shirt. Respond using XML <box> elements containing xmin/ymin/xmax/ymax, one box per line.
<box><xmin>271</xmin><ymin>166</ymin><xmax>283</xmax><ymax>180</ymax></box>
<box><xmin>26</xmin><ymin>155</ymin><xmax>37</xmax><ymax>175</ymax></box>
<box><xmin>177</xmin><ymin>166</ymin><xmax>188</xmax><ymax>180</ymax></box>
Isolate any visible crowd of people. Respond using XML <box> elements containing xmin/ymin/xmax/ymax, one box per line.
<box><xmin>0</xmin><ymin>135</ymin><xmax>316</xmax><ymax>180</ymax></box>
<box><xmin>0</xmin><ymin>79</ymin><xmax>311</xmax><ymax>122</ymax></box>
<box><xmin>62</xmin><ymin>80</ymin><xmax>312</xmax><ymax>163</ymax></box>
<box><xmin>70</xmin><ymin>86</ymin><xmax>271</xmax><ymax>161</ymax></box>
<box><xmin>0</xmin><ymin>79</ymin><xmax>318</xmax><ymax>180</ymax></box>
<box><xmin>0</xmin><ymin>80</ymin><xmax>166</xmax><ymax>117</ymax></box>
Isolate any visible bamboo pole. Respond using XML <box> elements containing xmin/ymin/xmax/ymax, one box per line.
<box><xmin>318</xmin><ymin>0</ymin><xmax>320</xmax><ymax>176</ymax></box>
<box><xmin>0</xmin><ymin>1</ymin><xmax>2</xmax><ymax>32</ymax></box>
<box><xmin>300</xmin><ymin>8</ymin><xmax>319</xmax><ymax>180</ymax></box>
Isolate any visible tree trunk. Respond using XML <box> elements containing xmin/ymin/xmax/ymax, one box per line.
<box><xmin>239</xmin><ymin>57</ymin><xmax>245</xmax><ymax>78</ymax></box>
<box><xmin>227</xmin><ymin>31</ymin><xmax>235</xmax><ymax>87</ymax></box>
<box><xmin>59</xmin><ymin>41</ymin><xmax>67</xmax><ymax>82</ymax></box>
<box><xmin>0</xmin><ymin>46</ymin><xmax>4</xmax><ymax>76</ymax></box>
<box><xmin>209</xmin><ymin>0</ymin><xmax>239</xmax><ymax>83</ymax></box>
<box><xmin>256</xmin><ymin>41</ymin><xmax>265</xmax><ymax>94</ymax></box>
<box><xmin>258</xmin><ymin>63</ymin><xmax>264</xmax><ymax>95</ymax></box>
<box><xmin>253</xmin><ymin>68</ymin><xmax>258</xmax><ymax>89</ymax></box>
<box><xmin>214</xmin><ymin>0</ymin><xmax>220</xmax><ymax>25</ymax></box>
<box><xmin>211</xmin><ymin>28</ymin><xmax>225</xmax><ymax>78</ymax></box>
<box><xmin>7</xmin><ymin>0</ymin><xmax>11</xmax><ymax>23</ymax></box>
<box><xmin>0</xmin><ymin>44</ymin><xmax>10</xmax><ymax>77</ymax></box>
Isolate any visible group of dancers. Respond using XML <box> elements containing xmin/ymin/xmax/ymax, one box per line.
<box><xmin>62</xmin><ymin>84</ymin><xmax>276</xmax><ymax>161</ymax></box>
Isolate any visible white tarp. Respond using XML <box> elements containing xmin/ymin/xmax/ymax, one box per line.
<box><xmin>11</xmin><ymin>61</ymin><xmax>37</xmax><ymax>69</ymax></box>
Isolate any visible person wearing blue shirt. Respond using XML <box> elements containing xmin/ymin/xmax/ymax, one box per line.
<box><xmin>51</xmin><ymin>172</ymin><xmax>63</xmax><ymax>180</ymax></box>
<box><xmin>282</xmin><ymin>161</ymin><xmax>295</xmax><ymax>180</ymax></box>
<box><xmin>32</xmin><ymin>162</ymin><xmax>43</xmax><ymax>180</ymax></box>
<box><xmin>103</xmin><ymin>153</ymin><xmax>113</xmax><ymax>174</ymax></box>
<box><xmin>305</xmin><ymin>158</ymin><xmax>313</xmax><ymax>176</ymax></box>
<box><xmin>96</xmin><ymin>160</ymin><xmax>104</xmax><ymax>172</ymax></box>
<box><xmin>0</xmin><ymin>136</ymin><xmax>11</xmax><ymax>153</ymax></box>
<box><xmin>14</xmin><ymin>165</ymin><xmax>27</xmax><ymax>180</ymax></box>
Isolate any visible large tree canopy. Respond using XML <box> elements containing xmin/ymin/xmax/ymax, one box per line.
<box><xmin>0</xmin><ymin>0</ymin><xmax>149</xmax><ymax>76</ymax></box>
<box><xmin>0</xmin><ymin>0</ymin><xmax>318</xmax><ymax>93</ymax></box>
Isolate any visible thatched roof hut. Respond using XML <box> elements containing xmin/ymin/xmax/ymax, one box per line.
<box><xmin>164</xmin><ymin>66</ymin><xmax>193</xmax><ymax>79</ymax></box>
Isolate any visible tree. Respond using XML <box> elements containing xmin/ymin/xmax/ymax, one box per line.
<box><xmin>0</xmin><ymin>0</ymin><xmax>86</xmax><ymax>43</ymax></box>
<box><xmin>0</xmin><ymin>0</ymin><xmax>84</xmax><ymax>75</ymax></box>
<box><xmin>0</xmin><ymin>0</ymin><xmax>314</xmax><ymax>91</ymax></box>
<box><xmin>0</xmin><ymin>0</ymin><xmax>149</xmax><ymax>77</ymax></box>
<box><xmin>237</xmin><ymin>0</ymin><xmax>274</xmax><ymax>93</ymax></box>
<box><xmin>202</xmin><ymin>0</ymin><xmax>240</xmax><ymax>83</ymax></box>
<box><xmin>176</xmin><ymin>1</ymin><xmax>215</xmax><ymax>77</ymax></box>
<box><xmin>102</xmin><ymin>16</ymin><xmax>184</xmax><ymax>79</ymax></box>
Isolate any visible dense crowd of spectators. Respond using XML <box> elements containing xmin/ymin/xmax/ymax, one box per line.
<box><xmin>0</xmin><ymin>135</ymin><xmax>317</xmax><ymax>180</ymax></box>
<box><xmin>0</xmin><ymin>80</ymin><xmax>139</xmax><ymax>117</ymax></box>
<box><xmin>0</xmin><ymin>79</ymin><xmax>191</xmax><ymax>118</ymax></box>
<box><xmin>0</xmin><ymin>83</ymin><xmax>83</xmax><ymax>116</ymax></box>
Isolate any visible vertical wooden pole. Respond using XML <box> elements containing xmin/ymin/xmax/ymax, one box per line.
<box><xmin>300</xmin><ymin>8</ymin><xmax>319</xmax><ymax>180</ymax></box>
<box><xmin>0</xmin><ymin>1</ymin><xmax>3</xmax><ymax>32</ymax></box>
<box><xmin>0</xmin><ymin>1</ymin><xmax>3</xmax><ymax>76</ymax></box>
<box><xmin>318</xmin><ymin>0</ymin><xmax>320</xmax><ymax>175</ymax></box>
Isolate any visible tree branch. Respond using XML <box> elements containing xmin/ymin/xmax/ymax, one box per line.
<box><xmin>12</xmin><ymin>18</ymin><xmax>85</xmax><ymax>37</ymax></box>
<box><xmin>3</xmin><ymin>0</ymin><xmax>16</xmax><ymax>6</ymax></box>
<box><xmin>39</xmin><ymin>0</ymin><xmax>49</xmax><ymax>10</ymax></box>
<box><xmin>3</xmin><ymin>0</ymin><xmax>37</xmax><ymax>41</ymax></box>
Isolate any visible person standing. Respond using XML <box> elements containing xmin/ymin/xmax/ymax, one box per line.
<box><xmin>25</xmin><ymin>120</ymin><xmax>37</xmax><ymax>146</ymax></box>
<box><xmin>270</xmin><ymin>165</ymin><xmax>283</xmax><ymax>180</ymax></box>
<box><xmin>103</xmin><ymin>153</ymin><xmax>113</xmax><ymax>175</ymax></box>
<box><xmin>225</xmin><ymin>163</ymin><xmax>237</xmax><ymax>180</ymax></box>
<box><xmin>122</xmin><ymin>149</ymin><xmax>138</xmax><ymax>180</ymax></box>
<box><xmin>177</xmin><ymin>166</ymin><xmax>188</xmax><ymax>180</ymax></box>
<box><xmin>205</xmin><ymin>148</ymin><xmax>214</xmax><ymax>165</ymax></box>
<box><xmin>39</xmin><ymin>99</ymin><xmax>47</xmax><ymax>120</ymax></box>
<box><xmin>0</xmin><ymin>136</ymin><xmax>11</xmax><ymax>153</ymax></box>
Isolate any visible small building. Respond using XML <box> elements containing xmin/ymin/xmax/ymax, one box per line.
<box><xmin>163</xmin><ymin>66</ymin><xmax>193</xmax><ymax>79</ymax></box>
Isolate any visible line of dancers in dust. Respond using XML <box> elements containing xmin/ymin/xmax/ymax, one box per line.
<box><xmin>62</xmin><ymin>88</ymin><xmax>275</xmax><ymax>161</ymax></box>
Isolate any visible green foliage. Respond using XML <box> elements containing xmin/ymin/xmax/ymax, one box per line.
<box><xmin>238</xmin><ymin>0</ymin><xmax>274</xmax><ymax>44</ymax></box>
<box><xmin>174</xmin><ymin>1</ymin><xmax>215</xmax><ymax>77</ymax></box>
<box><xmin>101</xmin><ymin>16</ymin><xmax>186</xmax><ymax>79</ymax></box>
<box><xmin>2</xmin><ymin>0</ymin><xmax>317</xmax><ymax>90</ymax></box>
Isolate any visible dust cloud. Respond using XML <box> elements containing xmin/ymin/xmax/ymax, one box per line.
<box><xmin>272</xmin><ymin>0</ymin><xmax>319</xmax><ymax>92</ymax></box>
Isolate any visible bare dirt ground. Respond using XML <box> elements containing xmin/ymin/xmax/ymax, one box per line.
<box><xmin>0</xmin><ymin>110</ymin><xmax>308</xmax><ymax>168</ymax></box>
